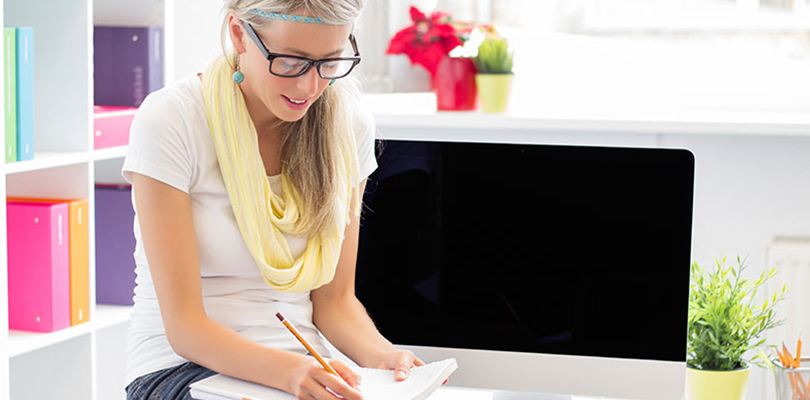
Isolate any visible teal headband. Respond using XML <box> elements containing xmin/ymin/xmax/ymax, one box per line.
<box><xmin>248</xmin><ymin>9</ymin><xmax>329</xmax><ymax>24</ymax></box>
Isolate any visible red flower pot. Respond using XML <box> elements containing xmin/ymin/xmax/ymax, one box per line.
<box><xmin>431</xmin><ymin>56</ymin><xmax>478</xmax><ymax>111</ymax></box>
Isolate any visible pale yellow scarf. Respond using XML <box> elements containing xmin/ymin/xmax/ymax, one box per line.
<box><xmin>202</xmin><ymin>54</ymin><xmax>357</xmax><ymax>293</ymax></box>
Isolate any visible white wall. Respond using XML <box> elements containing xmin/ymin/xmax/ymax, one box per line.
<box><xmin>660</xmin><ymin>134</ymin><xmax>810</xmax><ymax>270</ymax></box>
<box><xmin>167</xmin><ymin>0</ymin><xmax>223</xmax><ymax>83</ymax></box>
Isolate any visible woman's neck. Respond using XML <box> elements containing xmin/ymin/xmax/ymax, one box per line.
<box><xmin>240</xmin><ymin>83</ymin><xmax>280</xmax><ymax>136</ymax></box>
<box><xmin>198</xmin><ymin>72</ymin><xmax>280</xmax><ymax>137</ymax></box>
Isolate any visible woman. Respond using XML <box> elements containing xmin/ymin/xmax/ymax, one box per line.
<box><xmin>122</xmin><ymin>1</ymin><xmax>422</xmax><ymax>399</ymax></box>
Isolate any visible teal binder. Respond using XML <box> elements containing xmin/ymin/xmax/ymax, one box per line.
<box><xmin>15</xmin><ymin>27</ymin><xmax>33</xmax><ymax>162</ymax></box>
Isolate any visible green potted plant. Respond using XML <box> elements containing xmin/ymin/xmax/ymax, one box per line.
<box><xmin>473</xmin><ymin>33</ymin><xmax>514</xmax><ymax>113</ymax></box>
<box><xmin>686</xmin><ymin>255</ymin><xmax>787</xmax><ymax>400</ymax></box>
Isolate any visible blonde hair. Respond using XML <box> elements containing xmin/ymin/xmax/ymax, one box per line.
<box><xmin>219</xmin><ymin>0</ymin><xmax>366</xmax><ymax>237</ymax></box>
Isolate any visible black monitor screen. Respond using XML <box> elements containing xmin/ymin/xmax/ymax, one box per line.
<box><xmin>356</xmin><ymin>140</ymin><xmax>694</xmax><ymax>362</ymax></box>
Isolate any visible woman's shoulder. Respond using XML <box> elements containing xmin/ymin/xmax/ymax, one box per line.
<box><xmin>139</xmin><ymin>74</ymin><xmax>203</xmax><ymax>113</ymax></box>
<box><xmin>132</xmin><ymin>74</ymin><xmax>206</xmax><ymax>135</ymax></box>
<box><xmin>124</xmin><ymin>75</ymin><xmax>205</xmax><ymax>191</ymax></box>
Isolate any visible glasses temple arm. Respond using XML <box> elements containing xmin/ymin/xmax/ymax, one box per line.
<box><xmin>242</xmin><ymin>20</ymin><xmax>271</xmax><ymax>59</ymax></box>
<box><xmin>349</xmin><ymin>34</ymin><xmax>360</xmax><ymax>57</ymax></box>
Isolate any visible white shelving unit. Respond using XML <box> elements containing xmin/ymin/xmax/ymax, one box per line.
<box><xmin>0</xmin><ymin>0</ymin><xmax>223</xmax><ymax>399</ymax></box>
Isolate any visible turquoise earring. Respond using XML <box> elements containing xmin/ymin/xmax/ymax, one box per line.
<box><xmin>233</xmin><ymin>70</ymin><xmax>245</xmax><ymax>84</ymax></box>
<box><xmin>329</xmin><ymin>79</ymin><xmax>336</xmax><ymax>86</ymax></box>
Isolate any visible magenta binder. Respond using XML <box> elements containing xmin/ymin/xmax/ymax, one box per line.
<box><xmin>93</xmin><ymin>105</ymin><xmax>137</xmax><ymax>149</ymax></box>
<box><xmin>95</xmin><ymin>184</ymin><xmax>136</xmax><ymax>305</ymax></box>
<box><xmin>7</xmin><ymin>201</ymin><xmax>71</xmax><ymax>332</ymax></box>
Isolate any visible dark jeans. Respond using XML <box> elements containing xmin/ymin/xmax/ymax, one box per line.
<box><xmin>126</xmin><ymin>362</ymin><xmax>218</xmax><ymax>400</ymax></box>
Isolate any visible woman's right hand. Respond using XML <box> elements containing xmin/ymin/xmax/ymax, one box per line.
<box><xmin>288</xmin><ymin>355</ymin><xmax>364</xmax><ymax>400</ymax></box>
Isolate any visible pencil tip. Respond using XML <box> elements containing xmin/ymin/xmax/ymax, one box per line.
<box><xmin>276</xmin><ymin>312</ymin><xmax>285</xmax><ymax>322</ymax></box>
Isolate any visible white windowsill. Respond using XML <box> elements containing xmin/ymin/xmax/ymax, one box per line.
<box><xmin>368</xmin><ymin>30</ymin><xmax>810</xmax><ymax>137</ymax></box>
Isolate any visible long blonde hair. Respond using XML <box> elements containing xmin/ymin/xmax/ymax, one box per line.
<box><xmin>220</xmin><ymin>0</ymin><xmax>366</xmax><ymax>237</ymax></box>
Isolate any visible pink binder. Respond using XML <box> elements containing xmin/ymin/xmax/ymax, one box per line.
<box><xmin>7</xmin><ymin>201</ymin><xmax>71</xmax><ymax>332</ymax></box>
<box><xmin>93</xmin><ymin>105</ymin><xmax>137</xmax><ymax>149</ymax></box>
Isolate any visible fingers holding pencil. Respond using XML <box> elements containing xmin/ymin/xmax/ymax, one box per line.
<box><xmin>329</xmin><ymin>359</ymin><xmax>362</xmax><ymax>390</ymax></box>
<box><xmin>298</xmin><ymin>360</ymin><xmax>363</xmax><ymax>400</ymax></box>
<box><xmin>276</xmin><ymin>311</ymin><xmax>364</xmax><ymax>399</ymax></box>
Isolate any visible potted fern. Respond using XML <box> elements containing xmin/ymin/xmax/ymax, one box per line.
<box><xmin>473</xmin><ymin>34</ymin><xmax>514</xmax><ymax>113</ymax></box>
<box><xmin>687</xmin><ymin>255</ymin><xmax>786</xmax><ymax>400</ymax></box>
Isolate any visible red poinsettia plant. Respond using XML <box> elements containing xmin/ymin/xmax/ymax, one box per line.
<box><xmin>386</xmin><ymin>6</ymin><xmax>473</xmax><ymax>77</ymax></box>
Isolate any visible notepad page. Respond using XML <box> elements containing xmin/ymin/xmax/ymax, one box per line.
<box><xmin>189</xmin><ymin>358</ymin><xmax>458</xmax><ymax>400</ymax></box>
<box><xmin>357</xmin><ymin>358</ymin><xmax>458</xmax><ymax>400</ymax></box>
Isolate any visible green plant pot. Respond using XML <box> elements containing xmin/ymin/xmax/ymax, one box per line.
<box><xmin>475</xmin><ymin>73</ymin><xmax>513</xmax><ymax>113</ymax></box>
<box><xmin>685</xmin><ymin>365</ymin><xmax>750</xmax><ymax>400</ymax></box>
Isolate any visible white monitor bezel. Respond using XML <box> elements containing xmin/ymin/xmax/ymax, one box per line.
<box><xmin>400</xmin><ymin>344</ymin><xmax>685</xmax><ymax>400</ymax></box>
<box><xmin>359</xmin><ymin>136</ymin><xmax>691</xmax><ymax>400</ymax></box>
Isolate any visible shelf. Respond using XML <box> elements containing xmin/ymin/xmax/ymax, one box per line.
<box><xmin>7</xmin><ymin>305</ymin><xmax>132</xmax><ymax>358</ymax></box>
<box><xmin>1</xmin><ymin>0</ymin><xmax>181</xmax><ymax>398</ymax></box>
<box><xmin>92</xmin><ymin>146</ymin><xmax>128</xmax><ymax>161</ymax></box>
<box><xmin>8</xmin><ymin>323</ymin><xmax>92</xmax><ymax>358</ymax></box>
<box><xmin>4</xmin><ymin>151</ymin><xmax>89</xmax><ymax>175</ymax></box>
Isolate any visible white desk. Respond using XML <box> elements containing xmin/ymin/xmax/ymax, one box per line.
<box><xmin>431</xmin><ymin>386</ymin><xmax>651</xmax><ymax>400</ymax></box>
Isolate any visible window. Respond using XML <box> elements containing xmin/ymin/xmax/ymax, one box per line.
<box><xmin>374</xmin><ymin>0</ymin><xmax>810</xmax><ymax>113</ymax></box>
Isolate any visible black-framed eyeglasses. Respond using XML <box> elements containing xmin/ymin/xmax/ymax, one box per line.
<box><xmin>243</xmin><ymin>21</ymin><xmax>361</xmax><ymax>80</ymax></box>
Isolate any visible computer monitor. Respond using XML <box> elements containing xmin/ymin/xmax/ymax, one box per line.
<box><xmin>355</xmin><ymin>139</ymin><xmax>695</xmax><ymax>400</ymax></box>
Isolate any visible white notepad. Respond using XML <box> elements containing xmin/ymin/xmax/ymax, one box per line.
<box><xmin>189</xmin><ymin>358</ymin><xmax>458</xmax><ymax>400</ymax></box>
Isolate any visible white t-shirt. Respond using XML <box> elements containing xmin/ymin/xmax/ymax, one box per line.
<box><xmin>121</xmin><ymin>74</ymin><xmax>378</xmax><ymax>387</ymax></box>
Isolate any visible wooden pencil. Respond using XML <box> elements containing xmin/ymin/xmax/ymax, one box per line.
<box><xmin>276</xmin><ymin>311</ymin><xmax>341</xmax><ymax>377</ymax></box>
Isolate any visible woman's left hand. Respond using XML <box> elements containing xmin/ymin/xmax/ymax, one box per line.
<box><xmin>378</xmin><ymin>349</ymin><xmax>425</xmax><ymax>381</ymax></box>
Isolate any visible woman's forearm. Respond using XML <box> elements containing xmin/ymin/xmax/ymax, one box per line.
<box><xmin>311</xmin><ymin>179</ymin><xmax>397</xmax><ymax>367</ymax></box>
<box><xmin>313</xmin><ymin>295</ymin><xmax>397</xmax><ymax>368</ymax></box>
<box><xmin>169</xmin><ymin>312</ymin><xmax>306</xmax><ymax>394</ymax></box>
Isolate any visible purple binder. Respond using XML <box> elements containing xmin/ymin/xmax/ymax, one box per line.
<box><xmin>94</xmin><ymin>26</ymin><xmax>163</xmax><ymax>107</ymax></box>
<box><xmin>95</xmin><ymin>184</ymin><xmax>136</xmax><ymax>305</ymax></box>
